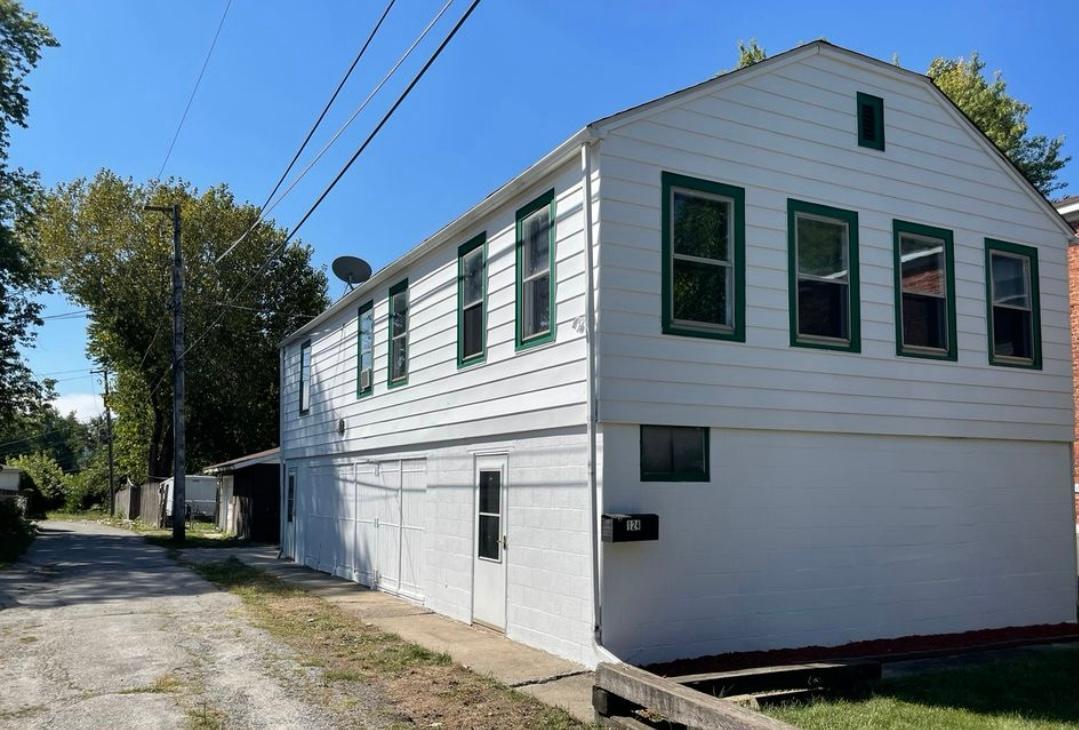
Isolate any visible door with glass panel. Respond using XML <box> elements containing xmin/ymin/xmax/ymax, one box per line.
<box><xmin>472</xmin><ymin>455</ymin><xmax>507</xmax><ymax>630</ymax></box>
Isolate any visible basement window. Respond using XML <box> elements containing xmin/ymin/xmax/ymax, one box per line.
<box><xmin>661</xmin><ymin>172</ymin><xmax>746</xmax><ymax>341</ymax></box>
<box><xmin>388</xmin><ymin>279</ymin><xmax>409</xmax><ymax>387</ymax></box>
<box><xmin>357</xmin><ymin>300</ymin><xmax>374</xmax><ymax>396</ymax></box>
<box><xmin>857</xmin><ymin>92</ymin><xmax>885</xmax><ymax>150</ymax></box>
<box><xmin>986</xmin><ymin>239</ymin><xmax>1041</xmax><ymax>369</ymax></box>
<box><xmin>299</xmin><ymin>340</ymin><xmax>311</xmax><ymax>414</ymax></box>
<box><xmin>788</xmin><ymin>199</ymin><xmax>860</xmax><ymax>352</ymax></box>
<box><xmin>640</xmin><ymin>425</ymin><xmax>710</xmax><ymax>482</ymax></box>
<box><xmin>894</xmin><ymin>220</ymin><xmax>956</xmax><ymax>360</ymax></box>
<box><xmin>458</xmin><ymin>233</ymin><xmax>487</xmax><ymax>367</ymax></box>
<box><xmin>516</xmin><ymin>190</ymin><xmax>556</xmax><ymax>349</ymax></box>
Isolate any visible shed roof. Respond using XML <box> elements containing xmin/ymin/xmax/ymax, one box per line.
<box><xmin>203</xmin><ymin>447</ymin><xmax>280</xmax><ymax>475</ymax></box>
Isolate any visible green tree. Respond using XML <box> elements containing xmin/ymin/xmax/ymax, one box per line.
<box><xmin>0</xmin><ymin>1</ymin><xmax>57</xmax><ymax>426</ymax></box>
<box><xmin>9</xmin><ymin>450</ymin><xmax>67</xmax><ymax>508</ymax></box>
<box><xmin>736</xmin><ymin>39</ymin><xmax>767</xmax><ymax>69</ymax></box>
<box><xmin>728</xmin><ymin>44</ymin><xmax>1069</xmax><ymax>197</ymax></box>
<box><xmin>0</xmin><ymin>398</ymin><xmax>92</xmax><ymax>471</ymax></box>
<box><xmin>927</xmin><ymin>53</ymin><xmax>1068</xmax><ymax>197</ymax></box>
<box><xmin>30</xmin><ymin>171</ymin><xmax>328</xmax><ymax>482</ymax></box>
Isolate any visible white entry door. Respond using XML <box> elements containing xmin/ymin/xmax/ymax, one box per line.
<box><xmin>472</xmin><ymin>455</ymin><xmax>507</xmax><ymax>630</ymax></box>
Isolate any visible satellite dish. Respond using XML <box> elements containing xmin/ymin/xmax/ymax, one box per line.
<box><xmin>331</xmin><ymin>256</ymin><xmax>372</xmax><ymax>291</ymax></box>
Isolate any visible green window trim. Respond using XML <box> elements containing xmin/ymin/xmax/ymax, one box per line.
<box><xmin>892</xmin><ymin>220</ymin><xmax>957</xmax><ymax>361</ymax></box>
<box><xmin>639</xmin><ymin>425</ymin><xmax>711</xmax><ymax>482</ymax></box>
<box><xmin>515</xmin><ymin>189</ymin><xmax>557</xmax><ymax>351</ymax></box>
<box><xmin>857</xmin><ymin>92</ymin><xmax>885</xmax><ymax>151</ymax></box>
<box><xmin>298</xmin><ymin>339</ymin><xmax>311</xmax><ymax>415</ymax></box>
<box><xmin>387</xmin><ymin>278</ymin><xmax>409</xmax><ymax>388</ymax></box>
<box><xmin>356</xmin><ymin>300</ymin><xmax>375</xmax><ymax>397</ymax></box>
<box><xmin>660</xmin><ymin>171</ymin><xmax>746</xmax><ymax>342</ymax></box>
<box><xmin>985</xmin><ymin>238</ymin><xmax>1042</xmax><ymax>369</ymax></box>
<box><xmin>787</xmin><ymin>199</ymin><xmax>861</xmax><ymax>352</ymax></box>
<box><xmin>457</xmin><ymin>232</ymin><xmax>488</xmax><ymax>368</ymax></box>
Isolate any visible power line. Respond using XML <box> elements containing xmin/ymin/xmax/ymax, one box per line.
<box><xmin>148</xmin><ymin>0</ymin><xmax>483</xmax><ymax>400</ymax></box>
<box><xmin>156</xmin><ymin>0</ymin><xmax>233</xmax><ymax>179</ymax></box>
<box><xmin>217</xmin><ymin>0</ymin><xmax>454</xmax><ymax>264</ymax></box>
<box><xmin>40</xmin><ymin>309</ymin><xmax>89</xmax><ymax>320</ymax></box>
<box><xmin>216</xmin><ymin>0</ymin><xmax>399</xmax><ymax>265</ymax></box>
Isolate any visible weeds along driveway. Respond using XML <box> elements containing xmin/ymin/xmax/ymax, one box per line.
<box><xmin>0</xmin><ymin>520</ymin><xmax>388</xmax><ymax>729</ymax></box>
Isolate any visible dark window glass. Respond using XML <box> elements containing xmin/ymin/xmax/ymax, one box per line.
<box><xmin>478</xmin><ymin>514</ymin><xmax>500</xmax><ymax>560</ymax></box>
<box><xmin>462</xmin><ymin>305</ymin><xmax>483</xmax><ymax>359</ymax></box>
<box><xmin>519</xmin><ymin>199</ymin><xmax>553</xmax><ymax>342</ymax></box>
<box><xmin>899</xmin><ymin>233</ymin><xmax>948</xmax><ymax>352</ymax></box>
<box><xmin>670</xmin><ymin>189</ymin><xmax>732</xmax><ymax>329</ymax></box>
<box><xmin>903</xmin><ymin>294</ymin><xmax>947</xmax><ymax>350</ymax></box>
<box><xmin>640</xmin><ymin>425</ymin><xmax>709</xmax><ymax>481</ymax></box>
<box><xmin>287</xmin><ymin>476</ymin><xmax>295</xmax><ymax>523</ymax></box>
<box><xmin>992</xmin><ymin>307</ymin><xmax>1033</xmax><ymax>359</ymax></box>
<box><xmin>989</xmin><ymin>251</ymin><xmax>1035</xmax><ymax>362</ymax></box>
<box><xmin>798</xmin><ymin>280</ymin><xmax>849</xmax><ymax>340</ymax></box>
<box><xmin>358</xmin><ymin>306</ymin><xmax>374</xmax><ymax>393</ymax></box>
<box><xmin>672</xmin><ymin>255</ymin><xmax>730</xmax><ymax>326</ymax></box>
<box><xmin>299</xmin><ymin>342</ymin><xmax>311</xmax><ymax>412</ymax></box>
<box><xmin>479</xmin><ymin>470</ymin><xmax>500</xmax><ymax>514</ymax></box>
<box><xmin>673</xmin><ymin>191</ymin><xmax>729</xmax><ymax>261</ymax></box>
<box><xmin>390</xmin><ymin>285</ymin><xmax>408</xmax><ymax>382</ymax></box>
<box><xmin>460</xmin><ymin>244</ymin><xmax>485</xmax><ymax>362</ymax></box>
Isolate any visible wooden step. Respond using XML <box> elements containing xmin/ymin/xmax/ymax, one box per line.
<box><xmin>669</xmin><ymin>659</ymin><xmax>880</xmax><ymax>697</ymax></box>
<box><xmin>726</xmin><ymin>687</ymin><xmax>824</xmax><ymax>710</ymax></box>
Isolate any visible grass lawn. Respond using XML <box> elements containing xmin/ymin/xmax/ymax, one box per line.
<box><xmin>766</xmin><ymin>646</ymin><xmax>1079</xmax><ymax>729</ymax></box>
<box><xmin>191</xmin><ymin>558</ymin><xmax>585</xmax><ymax>729</ymax></box>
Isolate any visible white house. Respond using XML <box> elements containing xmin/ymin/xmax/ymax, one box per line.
<box><xmin>278</xmin><ymin>41</ymin><xmax>1078</xmax><ymax>668</ymax></box>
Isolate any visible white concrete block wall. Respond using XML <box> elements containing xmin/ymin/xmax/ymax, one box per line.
<box><xmin>599</xmin><ymin>423</ymin><xmax>1077</xmax><ymax>665</ymax></box>
<box><xmin>285</xmin><ymin>426</ymin><xmax>597</xmax><ymax>666</ymax></box>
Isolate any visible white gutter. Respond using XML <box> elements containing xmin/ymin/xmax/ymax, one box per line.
<box><xmin>281</xmin><ymin>126</ymin><xmax>596</xmax><ymax>348</ymax></box>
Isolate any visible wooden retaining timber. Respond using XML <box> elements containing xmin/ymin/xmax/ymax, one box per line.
<box><xmin>671</xmin><ymin>659</ymin><xmax>881</xmax><ymax>697</ymax></box>
<box><xmin>593</xmin><ymin>663</ymin><xmax>796</xmax><ymax>729</ymax></box>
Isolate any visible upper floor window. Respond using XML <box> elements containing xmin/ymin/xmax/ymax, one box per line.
<box><xmin>357</xmin><ymin>300</ymin><xmax>374</xmax><ymax>396</ymax></box>
<box><xmin>388</xmin><ymin>279</ymin><xmax>409</xmax><ymax>387</ymax></box>
<box><xmin>893</xmin><ymin>220</ymin><xmax>957</xmax><ymax>360</ymax></box>
<box><xmin>788</xmin><ymin>199</ymin><xmax>860</xmax><ymax>352</ymax></box>
<box><xmin>299</xmin><ymin>340</ymin><xmax>311</xmax><ymax>414</ymax></box>
<box><xmin>661</xmin><ymin>172</ymin><xmax>746</xmax><ymax>342</ymax></box>
<box><xmin>985</xmin><ymin>239</ymin><xmax>1041</xmax><ymax>369</ymax></box>
<box><xmin>857</xmin><ymin>92</ymin><xmax>885</xmax><ymax>151</ymax></box>
<box><xmin>458</xmin><ymin>233</ymin><xmax>487</xmax><ymax>367</ymax></box>
<box><xmin>516</xmin><ymin>190</ymin><xmax>556</xmax><ymax>349</ymax></box>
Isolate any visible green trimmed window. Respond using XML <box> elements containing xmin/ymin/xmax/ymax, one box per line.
<box><xmin>893</xmin><ymin>220</ymin><xmax>957</xmax><ymax>360</ymax></box>
<box><xmin>857</xmin><ymin>92</ymin><xmax>885</xmax><ymax>151</ymax></box>
<box><xmin>356</xmin><ymin>300</ymin><xmax>374</xmax><ymax>396</ymax></box>
<box><xmin>640</xmin><ymin>425</ymin><xmax>709</xmax><ymax>482</ymax></box>
<box><xmin>457</xmin><ymin>233</ymin><xmax>487</xmax><ymax>367</ymax></box>
<box><xmin>661</xmin><ymin>172</ymin><xmax>745</xmax><ymax>341</ymax></box>
<box><xmin>299</xmin><ymin>340</ymin><xmax>311</xmax><ymax>414</ymax></box>
<box><xmin>788</xmin><ymin>199</ymin><xmax>860</xmax><ymax>351</ymax></box>
<box><xmin>388</xmin><ymin>279</ymin><xmax>409</xmax><ymax>387</ymax></box>
<box><xmin>985</xmin><ymin>239</ymin><xmax>1041</xmax><ymax>369</ymax></box>
<box><xmin>515</xmin><ymin>190</ymin><xmax>556</xmax><ymax>349</ymax></box>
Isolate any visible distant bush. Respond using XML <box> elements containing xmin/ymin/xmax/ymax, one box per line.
<box><xmin>9</xmin><ymin>452</ymin><xmax>67</xmax><ymax>512</ymax></box>
<box><xmin>0</xmin><ymin>500</ymin><xmax>35</xmax><ymax>565</ymax></box>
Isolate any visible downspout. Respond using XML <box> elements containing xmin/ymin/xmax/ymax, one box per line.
<box><xmin>581</xmin><ymin>137</ymin><xmax>604</xmax><ymax>648</ymax></box>
<box><xmin>277</xmin><ymin>345</ymin><xmax>286</xmax><ymax>560</ymax></box>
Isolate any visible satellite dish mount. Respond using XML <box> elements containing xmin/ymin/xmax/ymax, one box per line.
<box><xmin>331</xmin><ymin>256</ymin><xmax>372</xmax><ymax>292</ymax></box>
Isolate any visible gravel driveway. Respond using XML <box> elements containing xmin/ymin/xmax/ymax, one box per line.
<box><xmin>0</xmin><ymin>520</ymin><xmax>382</xmax><ymax>729</ymax></box>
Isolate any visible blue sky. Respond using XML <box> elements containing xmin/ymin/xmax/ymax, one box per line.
<box><xmin>13</xmin><ymin>0</ymin><xmax>1078</xmax><ymax>420</ymax></box>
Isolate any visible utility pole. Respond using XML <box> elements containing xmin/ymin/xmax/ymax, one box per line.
<box><xmin>146</xmin><ymin>203</ymin><xmax>185</xmax><ymax>542</ymax></box>
<box><xmin>91</xmin><ymin>367</ymin><xmax>115</xmax><ymax>516</ymax></box>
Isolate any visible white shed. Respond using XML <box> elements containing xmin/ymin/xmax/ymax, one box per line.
<box><xmin>278</xmin><ymin>42</ymin><xmax>1077</xmax><ymax>668</ymax></box>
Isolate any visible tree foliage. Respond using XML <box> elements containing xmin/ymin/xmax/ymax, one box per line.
<box><xmin>0</xmin><ymin>1</ymin><xmax>57</xmax><ymax>426</ymax></box>
<box><xmin>30</xmin><ymin>171</ymin><xmax>328</xmax><ymax>482</ymax></box>
<box><xmin>9</xmin><ymin>450</ymin><xmax>66</xmax><ymax>507</ymax></box>
<box><xmin>0</xmin><ymin>397</ymin><xmax>93</xmax><ymax>472</ymax></box>
<box><xmin>927</xmin><ymin>53</ymin><xmax>1069</xmax><ymax>197</ymax></box>
<box><xmin>728</xmin><ymin>43</ymin><xmax>1069</xmax><ymax>197</ymax></box>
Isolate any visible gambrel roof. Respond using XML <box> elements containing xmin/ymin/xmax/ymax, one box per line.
<box><xmin>284</xmin><ymin>40</ymin><xmax>1073</xmax><ymax>346</ymax></box>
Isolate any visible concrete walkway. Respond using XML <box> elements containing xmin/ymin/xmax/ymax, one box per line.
<box><xmin>180</xmin><ymin>544</ymin><xmax>596</xmax><ymax>722</ymax></box>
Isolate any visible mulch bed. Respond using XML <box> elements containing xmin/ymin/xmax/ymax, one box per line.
<box><xmin>646</xmin><ymin>622</ymin><xmax>1079</xmax><ymax>677</ymax></box>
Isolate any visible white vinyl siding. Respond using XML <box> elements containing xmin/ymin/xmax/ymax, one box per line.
<box><xmin>594</xmin><ymin>48</ymin><xmax>1070</xmax><ymax>442</ymax></box>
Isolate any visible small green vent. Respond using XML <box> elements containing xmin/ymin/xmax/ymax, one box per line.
<box><xmin>857</xmin><ymin>92</ymin><xmax>884</xmax><ymax>151</ymax></box>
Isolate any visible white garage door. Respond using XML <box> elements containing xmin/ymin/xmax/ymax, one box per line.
<box><xmin>303</xmin><ymin>463</ymin><xmax>356</xmax><ymax>579</ymax></box>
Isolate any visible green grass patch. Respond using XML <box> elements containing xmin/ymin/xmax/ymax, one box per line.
<box><xmin>189</xmin><ymin>558</ymin><xmax>584</xmax><ymax>729</ymax></box>
<box><xmin>767</xmin><ymin>646</ymin><xmax>1079</xmax><ymax>729</ymax></box>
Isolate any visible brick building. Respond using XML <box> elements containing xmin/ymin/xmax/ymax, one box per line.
<box><xmin>1056</xmin><ymin>196</ymin><xmax>1079</xmax><ymax>520</ymax></box>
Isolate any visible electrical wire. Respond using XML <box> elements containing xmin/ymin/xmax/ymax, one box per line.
<box><xmin>147</xmin><ymin>0</ymin><xmax>483</xmax><ymax>400</ymax></box>
<box><xmin>156</xmin><ymin>0</ymin><xmax>233</xmax><ymax>179</ymax></box>
<box><xmin>215</xmin><ymin>0</ymin><xmax>450</xmax><ymax>264</ymax></box>
<box><xmin>214</xmin><ymin>0</ymin><xmax>397</xmax><ymax>265</ymax></box>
